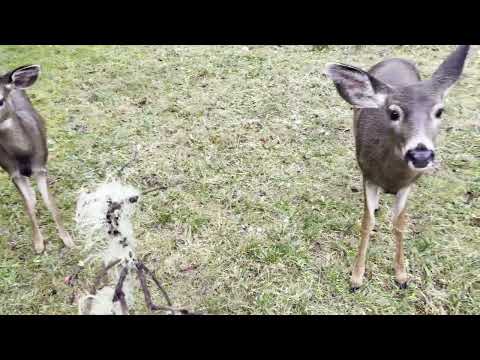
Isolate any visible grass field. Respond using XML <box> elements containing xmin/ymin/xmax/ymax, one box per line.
<box><xmin>0</xmin><ymin>45</ymin><xmax>479</xmax><ymax>315</ymax></box>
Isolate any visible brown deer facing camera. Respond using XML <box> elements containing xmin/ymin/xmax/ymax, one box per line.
<box><xmin>324</xmin><ymin>46</ymin><xmax>470</xmax><ymax>290</ymax></box>
<box><xmin>0</xmin><ymin>65</ymin><xmax>74</xmax><ymax>253</ymax></box>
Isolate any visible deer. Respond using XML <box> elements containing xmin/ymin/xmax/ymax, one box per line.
<box><xmin>0</xmin><ymin>64</ymin><xmax>74</xmax><ymax>253</ymax></box>
<box><xmin>324</xmin><ymin>45</ymin><xmax>470</xmax><ymax>291</ymax></box>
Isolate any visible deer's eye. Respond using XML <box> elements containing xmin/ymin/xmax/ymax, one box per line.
<box><xmin>0</xmin><ymin>98</ymin><xmax>4</xmax><ymax>107</ymax></box>
<box><xmin>388</xmin><ymin>105</ymin><xmax>402</xmax><ymax>122</ymax></box>
<box><xmin>435</xmin><ymin>108</ymin><xmax>444</xmax><ymax>118</ymax></box>
<box><xmin>389</xmin><ymin>109</ymin><xmax>400</xmax><ymax>121</ymax></box>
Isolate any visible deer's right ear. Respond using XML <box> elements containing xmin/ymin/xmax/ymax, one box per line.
<box><xmin>431</xmin><ymin>45</ymin><xmax>470</xmax><ymax>97</ymax></box>
<box><xmin>9</xmin><ymin>65</ymin><xmax>41</xmax><ymax>89</ymax></box>
<box><xmin>324</xmin><ymin>63</ymin><xmax>389</xmax><ymax>108</ymax></box>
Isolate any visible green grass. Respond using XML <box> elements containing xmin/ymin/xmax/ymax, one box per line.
<box><xmin>0</xmin><ymin>45</ymin><xmax>479</xmax><ymax>314</ymax></box>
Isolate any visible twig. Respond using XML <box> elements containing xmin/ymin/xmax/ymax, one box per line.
<box><xmin>141</xmin><ymin>185</ymin><xmax>168</xmax><ymax>196</ymax></box>
<box><xmin>91</xmin><ymin>258</ymin><xmax>122</xmax><ymax>294</ymax></box>
<box><xmin>112</xmin><ymin>266</ymin><xmax>130</xmax><ymax>315</ymax></box>
<box><xmin>134</xmin><ymin>261</ymin><xmax>194</xmax><ymax>314</ymax></box>
<box><xmin>136</xmin><ymin>264</ymin><xmax>159</xmax><ymax>312</ymax></box>
<box><xmin>148</xmin><ymin>304</ymin><xmax>194</xmax><ymax>315</ymax></box>
<box><xmin>65</xmin><ymin>265</ymin><xmax>83</xmax><ymax>287</ymax></box>
<box><xmin>116</xmin><ymin>146</ymin><xmax>139</xmax><ymax>176</ymax></box>
<box><xmin>136</xmin><ymin>261</ymin><xmax>172</xmax><ymax>306</ymax></box>
<box><xmin>140</xmin><ymin>177</ymin><xmax>187</xmax><ymax>197</ymax></box>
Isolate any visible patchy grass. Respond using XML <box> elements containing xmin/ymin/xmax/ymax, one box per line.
<box><xmin>0</xmin><ymin>45</ymin><xmax>479</xmax><ymax>315</ymax></box>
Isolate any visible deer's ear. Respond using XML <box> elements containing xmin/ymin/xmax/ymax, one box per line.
<box><xmin>9</xmin><ymin>65</ymin><xmax>41</xmax><ymax>89</ymax></box>
<box><xmin>431</xmin><ymin>45</ymin><xmax>470</xmax><ymax>97</ymax></box>
<box><xmin>324</xmin><ymin>63</ymin><xmax>390</xmax><ymax>108</ymax></box>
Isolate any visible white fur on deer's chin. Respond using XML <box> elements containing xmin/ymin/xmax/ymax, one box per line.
<box><xmin>407</xmin><ymin>160</ymin><xmax>436</xmax><ymax>175</ymax></box>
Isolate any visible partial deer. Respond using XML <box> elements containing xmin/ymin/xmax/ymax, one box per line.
<box><xmin>324</xmin><ymin>45</ymin><xmax>470</xmax><ymax>290</ymax></box>
<box><xmin>0</xmin><ymin>65</ymin><xmax>74</xmax><ymax>253</ymax></box>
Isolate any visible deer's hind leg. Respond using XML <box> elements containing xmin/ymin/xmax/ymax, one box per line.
<box><xmin>12</xmin><ymin>175</ymin><xmax>45</xmax><ymax>254</ymax></box>
<box><xmin>34</xmin><ymin>169</ymin><xmax>74</xmax><ymax>248</ymax></box>
<box><xmin>351</xmin><ymin>179</ymin><xmax>379</xmax><ymax>291</ymax></box>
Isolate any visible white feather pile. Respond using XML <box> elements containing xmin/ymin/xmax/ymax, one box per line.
<box><xmin>75</xmin><ymin>181</ymin><xmax>140</xmax><ymax>262</ymax></box>
<box><xmin>78</xmin><ymin>287</ymin><xmax>122</xmax><ymax>315</ymax></box>
<box><xmin>74</xmin><ymin>180</ymin><xmax>141</xmax><ymax>315</ymax></box>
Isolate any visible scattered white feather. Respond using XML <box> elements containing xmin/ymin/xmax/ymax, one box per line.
<box><xmin>75</xmin><ymin>180</ymin><xmax>141</xmax><ymax>315</ymax></box>
<box><xmin>78</xmin><ymin>287</ymin><xmax>121</xmax><ymax>315</ymax></box>
<box><xmin>75</xmin><ymin>180</ymin><xmax>140</xmax><ymax>264</ymax></box>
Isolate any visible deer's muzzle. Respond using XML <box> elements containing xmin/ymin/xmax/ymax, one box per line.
<box><xmin>405</xmin><ymin>145</ymin><xmax>435</xmax><ymax>169</ymax></box>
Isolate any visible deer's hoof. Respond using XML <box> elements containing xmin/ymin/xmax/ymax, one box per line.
<box><xmin>350</xmin><ymin>269</ymin><xmax>364</xmax><ymax>291</ymax></box>
<box><xmin>395</xmin><ymin>272</ymin><xmax>409</xmax><ymax>289</ymax></box>
<box><xmin>60</xmin><ymin>232</ymin><xmax>75</xmax><ymax>248</ymax></box>
<box><xmin>350</xmin><ymin>286</ymin><xmax>360</xmax><ymax>293</ymax></box>
<box><xmin>33</xmin><ymin>241</ymin><xmax>45</xmax><ymax>254</ymax></box>
<box><xmin>350</xmin><ymin>277</ymin><xmax>363</xmax><ymax>292</ymax></box>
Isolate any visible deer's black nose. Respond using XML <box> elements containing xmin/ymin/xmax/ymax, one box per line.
<box><xmin>405</xmin><ymin>146</ymin><xmax>434</xmax><ymax>169</ymax></box>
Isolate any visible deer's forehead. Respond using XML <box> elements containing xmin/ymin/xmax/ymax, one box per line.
<box><xmin>389</xmin><ymin>86</ymin><xmax>439</xmax><ymax>111</ymax></box>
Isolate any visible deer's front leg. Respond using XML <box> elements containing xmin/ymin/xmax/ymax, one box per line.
<box><xmin>392</xmin><ymin>186</ymin><xmax>411</xmax><ymax>288</ymax></box>
<box><xmin>351</xmin><ymin>180</ymin><xmax>379</xmax><ymax>291</ymax></box>
<box><xmin>12</xmin><ymin>175</ymin><xmax>45</xmax><ymax>254</ymax></box>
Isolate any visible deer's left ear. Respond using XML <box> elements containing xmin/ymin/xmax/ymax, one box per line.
<box><xmin>431</xmin><ymin>45</ymin><xmax>470</xmax><ymax>97</ymax></box>
<box><xmin>9</xmin><ymin>65</ymin><xmax>41</xmax><ymax>89</ymax></box>
<box><xmin>324</xmin><ymin>63</ymin><xmax>391</xmax><ymax>108</ymax></box>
